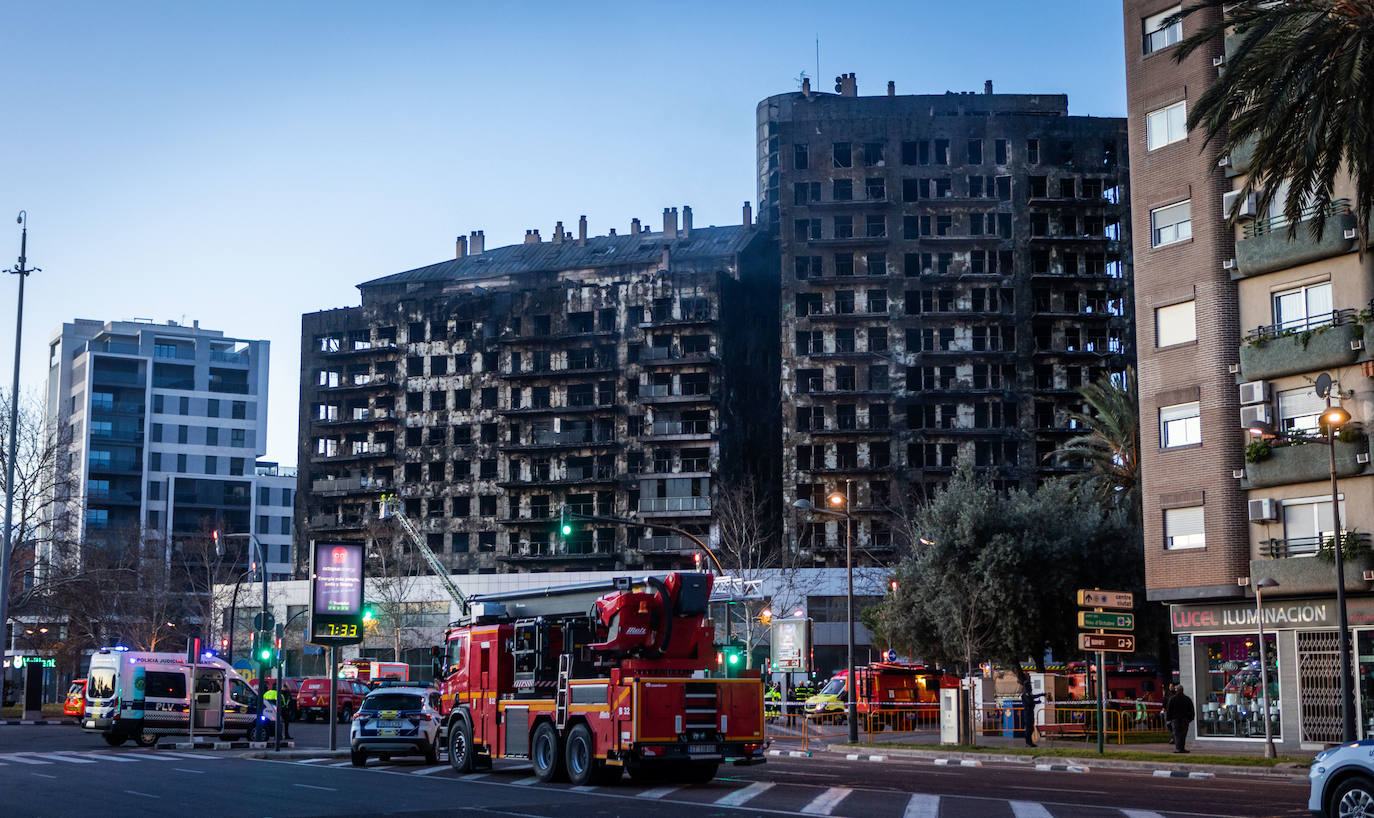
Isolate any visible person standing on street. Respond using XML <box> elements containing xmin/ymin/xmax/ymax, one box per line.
<box><xmin>1165</xmin><ymin>684</ymin><xmax>1194</xmax><ymax>753</ymax></box>
<box><xmin>1162</xmin><ymin>684</ymin><xmax>1177</xmax><ymax>746</ymax></box>
<box><xmin>1017</xmin><ymin>670</ymin><xmax>1044</xmax><ymax>748</ymax></box>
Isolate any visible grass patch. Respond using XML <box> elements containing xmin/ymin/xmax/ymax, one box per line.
<box><xmin>852</xmin><ymin>741</ymin><xmax>1310</xmax><ymax>768</ymax></box>
<box><xmin>0</xmin><ymin>703</ymin><xmax>67</xmax><ymax>719</ymax></box>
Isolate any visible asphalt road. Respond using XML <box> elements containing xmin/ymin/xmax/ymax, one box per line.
<box><xmin>0</xmin><ymin>725</ymin><xmax>1312</xmax><ymax>817</ymax></box>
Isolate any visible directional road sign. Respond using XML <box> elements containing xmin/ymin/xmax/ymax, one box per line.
<box><xmin>1078</xmin><ymin>611</ymin><xmax>1135</xmax><ymax>631</ymax></box>
<box><xmin>1076</xmin><ymin>589</ymin><xmax>1134</xmax><ymax>610</ymax></box>
<box><xmin>1079</xmin><ymin>633</ymin><xmax>1135</xmax><ymax>653</ymax></box>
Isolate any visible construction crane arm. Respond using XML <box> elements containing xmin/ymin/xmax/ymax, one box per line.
<box><xmin>380</xmin><ymin>494</ymin><xmax>469</xmax><ymax>615</ymax></box>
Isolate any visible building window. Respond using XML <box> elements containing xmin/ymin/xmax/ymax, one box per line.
<box><xmin>1164</xmin><ymin>506</ymin><xmax>1205</xmax><ymax>550</ymax></box>
<box><xmin>1273</xmin><ymin>281</ymin><xmax>1333</xmax><ymax>332</ymax></box>
<box><xmin>1143</xmin><ymin>5</ymin><xmax>1183</xmax><ymax>55</ymax></box>
<box><xmin>1193</xmin><ymin>634</ymin><xmax>1279</xmax><ymax>738</ymax></box>
<box><xmin>1277</xmin><ymin>387</ymin><xmax>1326</xmax><ymax>433</ymax></box>
<box><xmin>1155</xmin><ymin>300</ymin><xmax>1196</xmax><ymax>347</ymax></box>
<box><xmin>1160</xmin><ymin>401</ymin><xmax>1201</xmax><ymax>448</ymax></box>
<box><xmin>1282</xmin><ymin>495</ymin><xmax>1345</xmax><ymax>552</ymax></box>
<box><xmin>1150</xmin><ymin>200</ymin><xmax>1192</xmax><ymax>247</ymax></box>
<box><xmin>793</xmin><ymin>144</ymin><xmax>808</xmax><ymax>170</ymax></box>
<box><xmin>1146</xmin><ymin>100</ymin><xmax>1187</xmax><ymax>150</ymax></box>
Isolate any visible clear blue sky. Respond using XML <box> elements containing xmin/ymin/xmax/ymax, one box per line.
<box><xmin>0</xmin><ymin>1</ymin><xmax>1127</xmax><ymax>465</ymax></box>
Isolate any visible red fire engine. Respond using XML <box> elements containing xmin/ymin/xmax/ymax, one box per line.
<box><xmin>381</xmin><ymin>497</ymin><xmax>767</xmax><ymax>786</ymax></box>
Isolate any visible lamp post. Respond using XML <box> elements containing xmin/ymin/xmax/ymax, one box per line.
<box><xmin>794</xmin><ymin>480</ymin><xmax>857</xmax><ymax>744</ymax></box>
<box><xmin>1319</xmin><ymin>384</ymin><xmax>1356</xmax><ymax>741</ymax></box>
<box><xmin>1254</xmin><ymin>577</ymin><xmax>1278</xmax><ymax>758</ymax></box>
<box><xmin>0</xmin><ymin>213</ymin><xmax>38</xmax><ymax>711</ymax></box>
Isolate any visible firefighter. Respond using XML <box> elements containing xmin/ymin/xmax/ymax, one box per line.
<box><xmin>764</xmin><ymin>683</ymin><xmax>782</xmax><ymax>720</ymax></box>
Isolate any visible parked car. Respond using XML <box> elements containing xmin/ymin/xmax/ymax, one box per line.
<box><xmin>63</xmin><ymin>679</ymin><xmax>87</xmax><ymax>718</ymax></box>
<box><xmin>296</xmin><ymin>678</ymin><xmax>369</xmax><ymax>722</ymax></box>
<box><xmin>1309</xmin><ymin>738</ymin><xmax>1374</xmax><ymax>816</ymax></box>
<box><xmin>349</xmin><ymin>686</ymin><xmax>441</xmax><ymax>766</ymax></box>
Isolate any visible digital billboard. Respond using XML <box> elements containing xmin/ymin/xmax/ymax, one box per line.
<box><xmin>310</xmin><ymin>542</ymin><xmax>364</xmax><ymax>645</ymax></box>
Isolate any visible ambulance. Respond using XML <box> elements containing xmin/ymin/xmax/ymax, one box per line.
<box><xmin>82</xmin><ymin>647</ymin><xmax>268</xmax><ymax>746</ymax></box>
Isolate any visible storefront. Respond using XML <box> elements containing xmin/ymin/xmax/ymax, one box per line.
<box><xmin>1171</xmin><ymin>595</ymin><xmax>1374</xmax><ymax>751</ymax></box>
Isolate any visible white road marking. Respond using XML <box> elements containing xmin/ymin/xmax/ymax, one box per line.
<box><xmin>37</xmin><ymin>753</ymin><xmax>99</xmax><ymax>764</ymax></box>
<box><xmin>636</xmin><ymin>785</ymin><xmax>680</xmax><ymax>799</ymax></box>
<box><xmin>328</xmin><ymin>761</ymin><xmax>352</xmax><ymax>767</ymax></box>
<box><xmin>175</xmin><ymin>768</ymin><xmax>205</xmax><ymax>774</ymax></box>
<box><xmin>715</xmin><ymin>782</ymin><xmax>774</xmax><ymax>806</ymax></box>
<box><xmin>293</xmin><ymin>783</ymin><xmax>337</xmax><ymax>791</ymax></box>
<box><xmin>6</xmin><ymin>755</ymin><xmax>52</xmax><ymax>765</ymax></box>
<box><xmin>31</xmin><ymin>772</ymin><xmax>57</xmax><ymax>779</ymax></box>
<box><xmin>124</xmin><ymin>790</ymin><xmax>160</xmax><ymax>799</ymax></box>
<box><xmin>87</xmin><ymin>754</ymin><xmax>141</xmax><ymax>762</ymax></box>
<box><xmin>370</xmin><ymin>765</ymin><xmax>394</xmax><ymax>771</ymax></box>
<box><xmin>800</xmin><ymin>786</ymin><xmax>852</xmax><ymax>815</ymax></box>
<box><xmin>156</xmin><ymin>751</ymin><xmax>219</xmax><ymax>760</ymax></box>
<box><xmin>295</xmin><ymin>758</ymin><xmax>331</xmax><ymax>764</ymax></box>
<box><xmin>465</xmin><ymin>772</ymin><xmax>490</xmax><ymax>780</ymax></box>
<box><xmin>1009</xmin><ymin>802</ymin><xmax>1054</xmax><ymax>818</ymax></box>
<box><xmin>412</xmin><ymin>766</ymin><xmax>448</xmax><ymax>776</ymax></box>
<box><xmin>1121</xmin><ymin>812</ymin><xmax>1167</xmax><ymax>818</ymax></box>
<box><xmin>511</xmin><ymin>776</ymin><xmax>541</xmax><ymax>786</ymax></box>
<box><xmin>904</xmin><ymin>793</ymin><xmax>940</xmax><ymax>818</ymax></box>
<box><xmin>571</xmin><ymin>785</ymin><xmax>598</xmax><ymax>791</ymax></box>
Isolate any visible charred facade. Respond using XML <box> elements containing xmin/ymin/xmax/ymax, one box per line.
<box><xmin>298</xmin><ymin>211</ymin><xmax>778</xmax><ymax>574</ymax></box>
<box><xmin>759</xmin><ymin>78</ymin><xmax>1133</xmax><ymax>565</ymax></box>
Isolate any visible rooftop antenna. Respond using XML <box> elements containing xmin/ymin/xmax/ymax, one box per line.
<box><xmin>815</xmin><ymin>36</ymin><xmax>820</xmax><ymax>87</ymax></box>
<box><xmin>795</xmin><ymin>70</ymin><xmax>809</xmax><ymax>90</ymax></box>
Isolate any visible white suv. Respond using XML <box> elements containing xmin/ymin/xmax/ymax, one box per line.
<box><xmin>349</xmin><ymin>686</ymin><xmax>441</xmax><ymax>766</ymax></box>
<box><xmin>1309</xmin><ymin>739</ymin><xmax>1374</xmax><ymax>816</ymax></box>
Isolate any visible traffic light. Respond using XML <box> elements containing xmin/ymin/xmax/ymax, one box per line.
<box><xmin>889</xmin><ymin>579</ymin><xmax>899</xmax><ymax>593</ymax></box>
<box><xmin>759</xmin><ymin>608</ymin><xmax>773</xmax><ymax>626</ymax></box>
<box><xmin>362</xmin><ymin>604</ymin><xmax>377</xmax><ymax>625</ymax></box>
<box><xmin>559</xmin><ymin>506</ymin><xmax>573</xmax><ymax>538</ymax></box>
<box><xmin>254</xmin><ymin>630</ymin><xmax>273</xmax><ymax>666</ymax></box>
<box><xmin>717</xmin><ymin>643</ymin><xmax>745</xmax><ymax>678</ymax></box>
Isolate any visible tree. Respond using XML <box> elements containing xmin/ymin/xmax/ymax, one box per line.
<box><xmin>363</xmin><ymin>518</ymin><xmax>439</xmax><ymax>667</ymax></box>
<box><xmin>1173</xmin><ymin>1</ymin><xmax>1374</xmax><ymax>249</ymax></box>
<box><xmin>1050</xmin><ymin>367</ymin><xmax>1139</xmax><ymax>520</ymax></box>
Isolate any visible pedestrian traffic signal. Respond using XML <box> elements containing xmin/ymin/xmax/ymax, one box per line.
<box><xmin>362</xmin><ymin>605</ymin><xmax>377</xmax><ymax>624</ymax></box>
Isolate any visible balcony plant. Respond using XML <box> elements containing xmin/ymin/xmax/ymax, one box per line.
<box><xmin>1317</xmin><ymin>531</ymin><xmax>1371</xmax><ymax>565</ymax></box>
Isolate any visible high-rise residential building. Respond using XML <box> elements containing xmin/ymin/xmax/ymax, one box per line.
<box><xmin>44</xmin><ymin>319</ymin><xmax>294</xmax><ymax>579</ymax></box>
<box><xmin>1125</xmin><ymin>2</ymin><xmax>1374</xmax><ymax>749</ymax></box>
<box><xmin>758</xmin><ymin>76</ymin><xmax>1133</xmax><ymax>565</ymax></box>
<box><xmin>298</xmin><ymin>209</ymin><xmax>778</xmax><ymax>575</ymax></box>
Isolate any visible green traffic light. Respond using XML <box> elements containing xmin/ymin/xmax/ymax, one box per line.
<box><xmin>561</xmin><ymin>523</ymin><xmax>573</xmax><ymax>536</ymax></box>
<box><xmin>727</xmin><ymin>652</ymin><xmax>740</xmax><ymax>665</ymax></box>
<box><xmin>258</xmin><ymin>648</ymin><xmax>271</xmax><ymax>662</ymax></box>
<box><xmin>362</xmin><ymin>606</ymin><xmax>375</xmax><ymax>623</ymax></box>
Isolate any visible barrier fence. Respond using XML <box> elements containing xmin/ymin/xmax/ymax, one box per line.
<box><xmin>768</xmin><ymin>700</ymin><xmax>1168</xmax><ymax>751</ymax></box>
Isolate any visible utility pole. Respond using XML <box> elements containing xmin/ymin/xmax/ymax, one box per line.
<box><xmin>0</xmin><ymin>212</ymin><xmax>38</xmax><ymax>710</ymax></box>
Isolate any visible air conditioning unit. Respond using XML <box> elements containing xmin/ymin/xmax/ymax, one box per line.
<box><xmin>1222</xmin><ymin>190</ymin><xmax>1258</xmax><ymax>219</ymax></box>
<box><xmin>1232</xmin><ymin>468</ymin><xmax>1246</xmax><ymax>479</ymax></box>
<box><xmin>1240</xmin><ymin>403</ymin><xmax>1272</xmax><ymax>429</ymax></box>
<box><xmin>1222</xmin><ymin>259</ymin><xmax>1236</xmax><ymax>270</ymax></box>
<box><xmin>1248</xmin><ymin>498</ymin><xmax>1278</xmax><ymax>522</ymax></box>
<box><xmin>1238</xmin><ymin>381</ymin><xmax>1269</xmax><ymax>405</ymax></box>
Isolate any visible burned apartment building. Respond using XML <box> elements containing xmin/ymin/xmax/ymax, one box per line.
<box><xmin>758</xmin><ymin>76</ymin><xmax>1133</xmax><ymax>564</ymax></box>
<box><xmin>298</xmin><ymin>209</ymin><xmax>779</xmax><ymax>574</ymax></box>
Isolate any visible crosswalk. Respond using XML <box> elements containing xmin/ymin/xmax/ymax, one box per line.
<box><xmin>292</xmin><ymin>756</ymin><xmax>1182</xmax><ymax>818</ymax></box>
<box><xmin>0</xmin><ymin>750</ymin><xmax>222</xmax><ymax>766</ymax></box>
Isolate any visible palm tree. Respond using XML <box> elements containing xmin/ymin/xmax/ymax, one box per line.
<box><xmin>1049</xmin><ymin>367</ymin><xmax>1139</xmax><ymax>519</ymax></box>
<box><xmin>1171</xmin><ymin>1</ymin><xmax>1374</xmax><ymax>248</ymax></box>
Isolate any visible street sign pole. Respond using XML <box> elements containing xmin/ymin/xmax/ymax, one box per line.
<box><xmin>1096</xmin><ymin>643</ymin><xmax>1105</xmax><ymax>755</ymax></box>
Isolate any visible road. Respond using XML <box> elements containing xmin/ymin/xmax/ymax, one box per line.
<box><xmin>0</xmin><ymin>726</ymin><xmax>1311</xmax><ymax>817</ymax></box>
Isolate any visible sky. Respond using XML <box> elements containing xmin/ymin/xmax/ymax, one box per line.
<box><xmin>0</xmin><ymin>1</ymin><xmax>1128</xmax><ymax>465</ymax></box>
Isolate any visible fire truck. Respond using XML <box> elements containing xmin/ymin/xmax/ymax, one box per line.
<box><xmin>804</xmin><ymin>662</ymin><xmax>957</xmax><ymax>729</ymax></box>
<box><xmin>380</xmin><ymin>497</ymin><xmax>767</xmax><ymax>786</ymax></box>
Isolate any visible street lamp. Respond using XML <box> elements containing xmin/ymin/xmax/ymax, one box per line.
<box><xmin>1317</xmin><ymin>373</ymin><xmax>1357</xmax><ymax>741</ymax></box>
<box><xmin>1254</xmin><ymin>577</ymin><xmax>1278</xmax><ymax>758</ymax></box>
<box><xmin>794</xmin><ymin>480</ymin><xmax>857</xmax><ymax>744</ymax></box>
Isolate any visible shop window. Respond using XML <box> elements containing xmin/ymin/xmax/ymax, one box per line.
<box><xmin>1194</xmin><ymin>634</ymin><xmax>1279</xmax><ymax>739</ymax></box>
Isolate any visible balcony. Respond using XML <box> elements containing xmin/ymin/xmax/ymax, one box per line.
<box><xmin>1243</xmin><ymin>434</ymin><xmax>1369</xmax><ymax>489</ymax></box>
<box><xmin>500</xmin><ymin>364</ymin><xmax>615</xmax><ymax>381</ymax></box>
<box><xmin>638</xmin><ymin>496</ymin><xmax>710</xmax><ymax>515</ymax></box>
<box><xmin>644</xmin><ymin>420</ymin><xmax>712</xmax><ymax>441</ymax></box>
<box><xmin>500</xmin><ymin>544</ymin><xmax>616</xmax><ymax>563</ymax></box>
<box><xmin>637</xmin><ymin>388</ymin><xmax>716</xmax><ymax>405</ymax></box>
<box><xmin>638</xmin><ymin>347</ymin><xmax>718</xmax><ymax>367</ymax></box>
<box><xmin>637</xmin><ymin>535</ymin><xmax>701</xmax><ymax>554</ymax></box>
<box><xmin>323</xmin><ymin>373</ymin><xmax>395</xmax><ymax>391</ymax></box>
<box><xmin>311</xmin><ymin>476</ymin><xmax>388</xmax><ymax>495</ymax></box>
<box><xmin>308</xmin><ymin>514</ymin><xmax>367</xmax><ymax>531</ymax></box>
<box><xmin>505</xmin><ymin>430</ymin><xmax>619</xmax><ymax>451</ymax></box>
<box><xmin>1250</xmin><ymin>533</ymin><xmax>1374</xmax><ymax>596</ymax></box>
<box><xmin>210</xmin><ymin>349</ymin><xmax>250</xmax><ymax>365</ymax></box>
<box><xmin>1225</xmin><ymin>134</ymin><xmax>1257</xmax><ymax>177</ymax></box>
<box><xmin>312</xmin><ymin>443</ymin><xmax>390</xmax><ymax>462</ymax></box>
<box><xmin>1234</xmin><ymin>200</ymin><xmax>1358</xmax><ymax>278</ymax></box>
<box><xmin>323</xmin><ymin>340</ymin><xmax>398</xmax><ymax>356</ymax></box>
<box><xmin>1238</xmin><ymin>310</ymin><xmax>1362</xmax><ymax>381</ymax></box>
<box><xmin>638</xmin><ymin>310</ymin><xmax>716</xmax><ymax>328</ymax></box>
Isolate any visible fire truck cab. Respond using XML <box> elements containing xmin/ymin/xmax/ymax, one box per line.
<box><xmin>434</xmin><ymin>572</ymin><xmax>766</xmax><ymax>785</ymax></box>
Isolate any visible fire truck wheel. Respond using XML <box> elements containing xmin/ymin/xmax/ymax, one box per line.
<box><xmin>448</xmin><ymin>718</ymin><xmax>474</xmax><ymax>773</ymax></box>
<box><xmin>564</xmin><ymin>723</ymin><xmax>596</xmax><ymax>786</ymax></box>
<box><xmin>681</xmin><ymin>760</ymin><xmax>719</xmax><ymax>784</ymax></box>
<box><xmin>102</xmin><ymin>733</ymin><xmax>127</xmax><ymax>747</ymax></box>
<box><xmin>531</xmin><ymin>722</ymin><xmax>566</xmax><ymax>783</ymax></box>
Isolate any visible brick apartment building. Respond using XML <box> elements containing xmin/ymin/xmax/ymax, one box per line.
<box><xmin>298</xmin><ymin>210</ymin><xmax>778</xmax><ymax>575</ymax></box>
<box><xmin>1125</xmin><ymin>1</ymin><xmax>1374</xmax><ymax>750</ymax></box>
<box><xmin>758</xmin><ymin>76</ymin><xmax>1133</xmax><ymax>564</ymax></box>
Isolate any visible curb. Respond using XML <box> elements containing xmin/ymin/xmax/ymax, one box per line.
<box><xmin>167</xmin><ymin>740</ymin><xmax>294</xmax><ymax>751</ymax></box>
<box><xmin>248</xmin><ymin>748</ymin><xmax>350</xmax><ymax>760</ymax></box>
<box><xmin>1036</xmin><ymin>763</ymin><xmax>1090</xmax><ymax>773</ymax></box>
<box><xmin>1154</xmin><ymin>770</ymin><xmax>1215</xmax><ymax>780</ymax></box>
<box><xmin>844</xmin><ymin>753</ymin><xmax>886</xmax><ymax>762</ymax></box>
<box><xmin>0</xmin><ymin>719</ymin><xmax>76</xmax><ymax>726</ymax></box>
<box><xmin>934</xmin><ymin>758</ymin><xmax>982</xmax><ymax>767</ymax></box>
<box><xmin>768</xmin><ymin>749</ymin><xmax>812</xmax><ymax>758</ymax></box>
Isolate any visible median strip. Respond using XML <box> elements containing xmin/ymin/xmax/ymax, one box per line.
<box><xmin>1034</xmin><ymin>763</ymin><xmax>1089</xmax><ymax>773</ymax></box>
<box><xmin>1152</xmin><ymin>770</ymin><xmax>1214</xmax><ymax>780</ymax></box>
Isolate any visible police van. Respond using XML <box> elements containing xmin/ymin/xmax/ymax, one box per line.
<box><xmin>83</xmin><ymin>648</ymin><xmax>268</xmax><ymax>746</ymax></box>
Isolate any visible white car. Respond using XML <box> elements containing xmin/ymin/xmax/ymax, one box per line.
<box><xmin>349</xmin><ymin>686</ymin><xmax>441</xmax><ymax>767</ymax></box>
<box><xmin>1309</xmin><ymin>738</ymin><xmax>1374</xmax><ymax>816</ymax></box>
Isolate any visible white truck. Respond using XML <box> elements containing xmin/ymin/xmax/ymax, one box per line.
<box><xmin>83</xmin><ymin>648</ymin><xmax>269</xmax><ymax>746</ymax></box>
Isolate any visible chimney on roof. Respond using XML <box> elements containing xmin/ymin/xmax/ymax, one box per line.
<box><xmin>985</xmin><ymin>80</ymin><xmax>993</xmax><ymax>95</ymax></box>
<box><xmin>681</xmin><ymin>206</ymin><xmax>692</xmax><ymax>237</ymax></box>
<box><xmin>742</xmin><ymin>201</ymin><xmax>753</xmax><ymax>226</ymax></box>
<box><xmin>661</xmin><ymin>245</ymin><xmax>671</xmax><ymax>270</ymax></box>
<box><xmin>887</xmin><ymin>80</ymin><xmax>895</xmax><ymax>97</ymax></box>
<box><xmin>802</xmin><ymin>77</ymin><xmax>811</xmax><ymax>97</ymax></box>
<box><xmin>608</xmin><ymin>228</ymin><xmax>617</xmax><ymax>236</ymax></box>
<box><xmin>663</xmin><ymin>207</ymin><xmax>678</xmax><ymax>239</ymax></box>
<box><xmin>470</xmin><ymin>230</ymin><xmax>484</xmax><ymax>255</ymax></box>
<box><xmin>578</xmin><ymin>215</ymin><xmax>587</xmax><ymax>246</ymax></box>
<box><xmin>631</xmin><ymin>217</ymin><xmax>641</xmax><ymax>234</ymax></box>
<box><xmin>456</xmin><ymin>235</ymin><xmax>468</xmax><ymax>258</ymax></box>
<box><xmin>553</xmin><ymin>221</ymin><xmax>565</xmax><ymax>244</ymax></box>
<box><xmin>834</xmin><ymin>73</ymin><xmax>857</xmax><ymax>97</ymax></box>
<box><xmin>525</xmin><ymin>229</ymin><xmax>541</xmax><ymax>244</ymax></box>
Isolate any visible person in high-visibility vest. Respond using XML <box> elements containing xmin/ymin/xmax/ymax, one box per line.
<box><xmin>764</xmin><ymin>684</ymin><xmax>782</xmax><ymax>719</ymax></box>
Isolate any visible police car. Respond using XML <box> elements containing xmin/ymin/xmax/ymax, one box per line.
<box><xmin>349</xmin><ymin>686</ymin><xmax>442</xmax><ymax>766</ymax></box>
<box><xmin>1310</xmin><ymin>739</ymin><xmax>1374</xmax><ymax>817</ymax></box>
